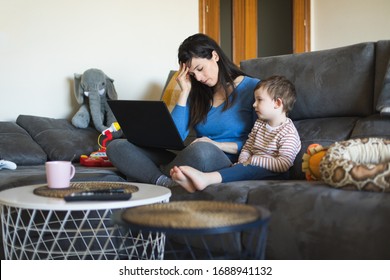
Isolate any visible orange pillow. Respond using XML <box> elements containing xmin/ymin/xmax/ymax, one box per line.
<box><xmin>161</xmin><ymin>71</ymin><xmax>180</xmax><ymax>112</ymax></box>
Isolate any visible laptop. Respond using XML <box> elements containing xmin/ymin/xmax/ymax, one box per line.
<box><xmin>108</xmin><ymin>100</ymin><xmax>186</xmax><ymax>150</ymax></box>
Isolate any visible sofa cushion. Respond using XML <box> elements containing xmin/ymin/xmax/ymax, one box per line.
<box><xmin>351</xmin><ymin>114</ymin><xmax>390</xmax><ymax>139</ymax></box>
<box><xmin>169</xmin><ymin>182</ymin><xmax>251</xmax><ymax>204</ymax></box>
<box><xmin>241</xmin><ymin>42</ymin><xmax>375</xmax><ymax>120</ymax></box>
<box><xmin>0</xmin><ymin>121</ymin><xmax>47</xmax><ymax>165</ymax></box>
<box><xmin>292</xmin><ymin>117</ymin><xmax>359</xmax><ymax>180</ymax></box>
<box><xmin>16</xmin><ymin>115</ymin><xmax>100</xmax><ymax>162</ymax></box>
<box><xmin>245</xmin><ymin>180</ymin><xmax>390</xmax><ymax>259</ymax></box>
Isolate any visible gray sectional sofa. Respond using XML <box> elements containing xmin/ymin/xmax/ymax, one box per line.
<box><xmin>1</xmin><ymin>41</ymin><xmax>390</xmax><ymax>260</ymax></box>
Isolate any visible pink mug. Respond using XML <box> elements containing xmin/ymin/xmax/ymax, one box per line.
<box><xmin>45</xmin><ymin>161</ymin><xmax>76</xmax><ymax>189</ymax></box>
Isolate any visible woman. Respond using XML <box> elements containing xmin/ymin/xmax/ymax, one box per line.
<box><xmin>107</xmin><ymin>33</ymin><xmax>260</xmax><ymax>187</ymax></box>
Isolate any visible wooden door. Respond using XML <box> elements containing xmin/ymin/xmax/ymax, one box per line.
<box><xmin>199</xmin><ymin>0</ymin><xmax>310</xmax><ymax>65</ymax></box>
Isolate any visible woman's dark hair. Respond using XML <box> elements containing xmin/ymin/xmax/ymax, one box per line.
<box><xmin>178</xmin><ymin>33</ymin><xmax>246</xmax><ymax>127</ymax></box>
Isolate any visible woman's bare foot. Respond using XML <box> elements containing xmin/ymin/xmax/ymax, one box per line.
<box><xmin>179</xmin><ymin>166</ymin><xmax>222</xmax><ymax>191</ymax></box>
<box><xmin>170</xmin><ymin>166</ymin><xmax>196</xmax><ymax>193</ymax></box>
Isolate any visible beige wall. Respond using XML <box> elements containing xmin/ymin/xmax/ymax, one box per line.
<box><xmin>0</xmin><ymin>0</ymin><xmax>198</xmax><ymax>121</ymax></box>
<box><xmin>312</xmin><ymin>0</ymin><xmax>390</xmax><ymax>50</ymax></box>
<box><xmin>2</xmin><ymin>0</ymin><xmax>390</xmax><ymax>121</ymax></box>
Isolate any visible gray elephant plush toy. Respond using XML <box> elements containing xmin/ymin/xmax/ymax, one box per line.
<box><xmin>71</xmin><ymin>68</ymin><xmax>119</xmax><ymax>136</ymax></box>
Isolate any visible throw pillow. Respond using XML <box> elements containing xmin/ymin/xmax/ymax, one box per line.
<box><xmin>161</xmin><ymin>70</ymin><xmax>180</xmax><ymax>112</ymax></box>
<box><xmin>16</xmin><ymin>115</ymin><xmax>100</xmax><ymax>162</ymax></box>
<box><xmin>0</xmin><ymin>121</ymin><xmax>47</xmax><ymax>165</ymax></box>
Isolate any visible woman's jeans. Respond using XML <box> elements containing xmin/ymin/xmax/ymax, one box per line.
<box><xmin>106</xmin><ymin>140</ymin><xmax>232</xmax><ymax>184</ymax></box>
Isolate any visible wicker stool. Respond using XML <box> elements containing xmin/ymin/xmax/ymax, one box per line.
<box><xmin>114</xmin><ymin>200</ymin><xmax>270</xmax><ymax>260</ymax></box>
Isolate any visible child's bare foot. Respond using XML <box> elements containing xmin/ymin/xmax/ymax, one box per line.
<box><xmin>179</xmin><ymin>166</ymin><xmax>222</xmax><ymax>191</ymax></box>
<box><xmin>170</xmin><ymin>166</ymin><xmax>196</xmax><ymax>193</ymax></box>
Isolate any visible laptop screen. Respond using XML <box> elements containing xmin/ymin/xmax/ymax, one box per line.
<box><xmin>108</xmin><ymin>100</ymin><xmax>185</xmax><ymax>150</ymax></box>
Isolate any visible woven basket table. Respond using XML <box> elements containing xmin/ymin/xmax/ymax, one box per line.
<box><xmin>119</xmin><ymin>200</ymin><xmax>271</xmax><ymax>260</ymax></box>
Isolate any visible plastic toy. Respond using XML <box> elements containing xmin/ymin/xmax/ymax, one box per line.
<box><xmin>80</xmin><ymin>122</ymin><xmax>121</xmax><ymax>167</ymax></box>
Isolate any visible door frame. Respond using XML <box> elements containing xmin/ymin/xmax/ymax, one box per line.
<box><xmin>199</xmin><ymin>0</ymin><xmax>310</xmax><ymax>64</ymax></box>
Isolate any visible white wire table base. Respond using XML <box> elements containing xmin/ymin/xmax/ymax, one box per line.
<box><xmin>1</xmin><ymin>205</ymin><xmax>166</xmax><ymax>260</ymax></box>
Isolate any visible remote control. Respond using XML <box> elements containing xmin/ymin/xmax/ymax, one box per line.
<box><xmin>64</xmin><ymin>188</ymin><xmax>132</xmax><ymax>202</ymax></box>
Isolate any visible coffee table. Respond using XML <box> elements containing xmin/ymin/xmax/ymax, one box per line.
<box><xmin>0</xmin><ymin>182</ymin><xmax>171</xmax><ymax>260</ymax></box>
